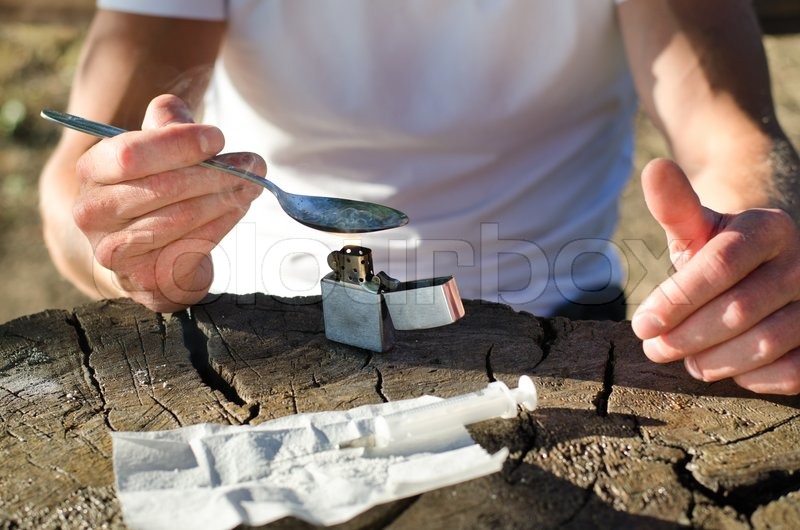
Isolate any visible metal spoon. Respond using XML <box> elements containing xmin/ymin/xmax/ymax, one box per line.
<box><xmin>40</xmin><ymin>109</ymin><xmax>409</xmax><ymax>233</ymax></box>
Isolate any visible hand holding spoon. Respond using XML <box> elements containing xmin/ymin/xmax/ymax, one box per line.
<box><xmin>41</xmin><ymin>109</ymin><xmax>409</xmax><ymax>233</ymax></box>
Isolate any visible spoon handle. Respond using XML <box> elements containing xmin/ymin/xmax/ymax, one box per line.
<box><xmin>40</xmin><ymin>109</ymin><xmax>279</xmax><ymax>195</ymax></box>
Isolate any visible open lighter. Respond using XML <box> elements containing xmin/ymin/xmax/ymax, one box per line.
<box><xmin>320</xmin><ymin>245</ymin><xmax>465</xmax><ymax>352</ymax></box>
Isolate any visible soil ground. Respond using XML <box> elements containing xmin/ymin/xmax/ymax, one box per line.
<box><xmin>1</xmin><ymin>2</ymin><xmax>799</xmax><ymax>323</ymax></box>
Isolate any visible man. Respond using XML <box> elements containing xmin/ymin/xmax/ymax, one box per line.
<box><xmin>39</xmin><ymin>0</ymin><xmax>800</xmax><ymax>394</ymax></box>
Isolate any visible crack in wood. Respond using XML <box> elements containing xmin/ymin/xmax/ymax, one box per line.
<box><xmin>485</xmin><ymin>344</ymin><xmax>496</xmax><ymax>383</ymax></box>
<box><xmin>121</xmin><ymin>345</ymin><xmax>146</xmax><ymax>407</ymax></box>
<box><xmin>136</xmin><ymin>315</ymin><xmax>158</xmax><ymax>397</ymax></box>
<box><xmin>243</xmin><ymin>403</ymin><xmax>260</xmax><ymax>424</ymax></box>
<box><xmin>375</xmin><ymin>368</ymin><xmax>389</xmax><ymax>403</ymax></box>
<box><xmin>66</xmin><ymin>314</ymin><xmax>114</xmax><ymax>432</ymax></box>
<box><xmin>25</xmin><ymin>456</ymin><xmax>79</xmax><ymax>485</ymax></box>
<box><xmin>361</xmin><ymin>351</ymin><xmax>373</xmax><ymax>371</ymax></box>
<box><xmin>6</xmin><ymin>428</ymin><xmax>26</xmax><ymax>443</ymax></box>
<box><xmin>503</xmin><ymin>413</ymin><xmax>538</xmax><ymax>482</ymax></box>
<box><xmin>671</xmin><ymin>449</ymin><xmax>731</xmax><ymax>522</ymax></box>
<box><xmin>133</xmin><ymin>317</ymin><xmax>147</xmax><ymax>361</ymax></box>
<box><xmin>155</xmin><ymin>313</ymin><xmax>167</xmax><ymax>354</ymax></box>
<box><xmin>728</xmin><ymin>469</ymin><xmax>800</xmax><ymax>518</ymax></box>
<box><xmin>593</xmin><ymin>340</ymin><xmax>615</xmax><ymax>417</ymax></box>
<box><xmin>0</xmin><ymin>382</ymin><xmax>33</xmax><ymax>404</ymax></box>
<box><xmin>177</xmin><ymin>310</ymin><xmax>246</xmax><ymax>407</ymax></box>
<box><xmin>150</xmin><ymin>395</ymin><xmax>184</xmax><ymax>427</ymax></box>
<box><xmin>74</xmin><ymin>431</ymin><xmax>110</xmax><ymax>459</ymax></box>
<box><xmin>532</xmin><ymin>316</ymin><xmax>563</xmax><ymax>371</ymax></box>
<box><xmin>557</xmin><ymin>477</ymin><xmax>597</xmax><ymax>528</ymax></box>
<box><xmin>662</xmin><ymin>442</ymin><xmax>800</xmax><ymax>521</ymax></box>
<box><xmin>715</xmin><ymin>412</ymin><xmax>800</xmax><ymax>447</ymax></box>
<box><xmin>202</xmin><ymin>310</ymin><xmax>262</xmax><ymax>381</ymax></box>
<box><xmin>288</xmin><ymin>381</ymin><xmax>299</xmax><ymax>414</ymax></box>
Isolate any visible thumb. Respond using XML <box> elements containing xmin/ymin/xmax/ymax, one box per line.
<box><xmin>142</xmin><ymin>94</ymin><xmax>196</xmax><ymax>130</ymax></box>
<box><xmin>641</xmin><ymin>158</ymin><xmax>719</xmax><ymax>268</ymax></box>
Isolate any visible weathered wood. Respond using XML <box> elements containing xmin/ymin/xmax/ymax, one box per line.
<box><xmin>1</xmin><ymin>295</ymin><xmax>799</xmax><ymax>529</ymax></box>
<box><xmin>0</xmin><ymin>308</ymin><xmax>121</xmax><ymax>527</ymax></box>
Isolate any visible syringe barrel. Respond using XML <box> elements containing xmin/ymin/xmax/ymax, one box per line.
<box><xmin>375</xmin><ymin>382</ymin><xmax>517</xmax><ymax>446</ymax></box>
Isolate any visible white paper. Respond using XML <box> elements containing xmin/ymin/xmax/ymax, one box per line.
<box><xmin>112</xmin><ymin>396</ymin><xmax>509</xmax><ymax>530</ymax></box>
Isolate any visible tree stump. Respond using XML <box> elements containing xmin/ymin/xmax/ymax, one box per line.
<box><xmin>1</xmin><ymin>295</ymin><xmax>798</xmax><ymax>529</ymax></box>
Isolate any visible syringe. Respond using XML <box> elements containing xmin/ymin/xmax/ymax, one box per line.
<box><xmin>341</xmin><ymin>376</ymin><xmax>537</xmax><ymax>449</ymax></box>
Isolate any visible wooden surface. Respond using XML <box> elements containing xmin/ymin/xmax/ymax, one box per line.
<box><xmin>1</xmin><ymin>295</ymin><xmax>799</xmax><ymax>529</ymax></box>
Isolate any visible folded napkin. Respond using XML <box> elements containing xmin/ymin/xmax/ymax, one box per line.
<box><xmin>112</xmin><ymin>396</ymin><xmax>509</xmax><ymax>530</ymax></box>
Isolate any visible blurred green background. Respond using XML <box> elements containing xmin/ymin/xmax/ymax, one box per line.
<box><xmin>1</xmin><ymin>0</ymin><xmax>798</xmax><ymax>323</ymax></box>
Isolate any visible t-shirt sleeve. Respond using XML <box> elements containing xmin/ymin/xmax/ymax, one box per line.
<box><xmin>96</xmin><ymin>0</ymin><xmax>226</xmax><ymax>20</ymax></box>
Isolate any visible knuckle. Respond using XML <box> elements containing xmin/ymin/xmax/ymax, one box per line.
<box><xmin>74</xmin><ymin>153</ymin><xmax>96</xmax><ymax>184</ymax></box>
<box><xmin>699</xmin><ymin>250</ymin><xmax>736</xmax><ymax>288</ymax></box>
<box><xmin>73</xmin><ymin>188</ymin><xmax>128</xmax><ymax>230</ymax></box>
<box><xmin>93</xmin><ymin>230</ymin><xmax>155</xmax><ymax>271</ymax></box>
<box><xmin>752</xmin><ymin>332</ymin><xmax>780</xmax><ymax>363</ymax></box>
<box><xmin>768</xmin><ymin>208</ymin><xmax>796</xmax><ymax>236</ymax></box>
<box><xmin>141</xmin><ymin>172</ymin><xmax>182</xmax><ymax>202</ymax></box>
<box><xmin>163</xmin><ymin>199</ymin><xmax>199</xmax><ymax>228</ymax></box>
<box><xmin>114</xmin><ymin>136</ymin><xmax>139</xmax><ymax>175</ymax></box>
<box><xmin>168</xmin><ymin>132</ymin><xmax>194</xmax><ymax>161</ymax></box>
<box><xmin>167</xmin><ymin>124</ymin><xmax>221</xmax><ymax>161</ymax></box>
<box><xmin>72</xmin><ymin>198</ymin><xmax>94</xmax><ymax>231</ymax></box>
<box><xmin>93</xmin><ymin>233</ymin><xmax>122</xmax><ymax>270</ymax></box>
<box><xmin>719</xmin><ymin>297</ymin><xmax>752</xmax><ymax>331</ymax></box>
<box><xmin>741</xmin><ymin>209</ymin><xmax>798</xmax><ymax>256</ymax></box>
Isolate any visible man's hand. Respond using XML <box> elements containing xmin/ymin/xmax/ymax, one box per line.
<box><xmin>73</xmin><ymin>94</ymin><xmax>264</xmax><ymax>312</ymax></box>
<box><xmin>632</xmin><ymin>158</ymin><xmax>800</xmax><ymax>395</ymax></box>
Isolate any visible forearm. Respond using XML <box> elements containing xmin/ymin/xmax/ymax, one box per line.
<box><xmin>618</xmin><ymin>0</ymin><xmax>800</xmax><ymax>217</ymax></box>
<box><xmin>687</xmin><ymin>126</ymin><xmax>800</xmax><ymax>221</ymax></box>
<box><xmin>39</xmin><ymin>149</ymin><xmax>125</xmax><ymax>300</ymax></box>
<box><xmin>38</xmin><ymin>10</ymin><xmax>226</xmax><ymax>302</ymax></box>
<box><xmin>766</xmin><ymin>134</ymin><xmax>800</xmax><ymax>224</ymax></box>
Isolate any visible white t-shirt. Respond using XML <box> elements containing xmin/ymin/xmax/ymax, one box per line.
<box><xmin>98</xmin><ymin>0</ymin><xmax>638</xmax><ymax>316</ymax></box>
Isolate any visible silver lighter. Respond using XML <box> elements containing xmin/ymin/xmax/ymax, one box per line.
<box><xmin>321</xmin><ymin>245</ymin><xmax>465</xmax><ymax>352</ymax></box>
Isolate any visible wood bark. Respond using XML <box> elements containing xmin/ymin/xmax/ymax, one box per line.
<box><xmin>1</xmin><ymin>295</ymin><xmax>798</xmax><ymax>529</ymax></box>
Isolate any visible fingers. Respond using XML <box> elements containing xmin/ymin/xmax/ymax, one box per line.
<box><xmin>77</xmin><ymin>124</ymin><xmax>224</xmax><ymax>185</ymax></box>
<box><xmin>71</xmin><ymin>94</ymin><xmax>266</xmax><ymax>312</ymax></box>
<box><xmin>640</xmin><ymin>158</ymin><xmax>719</xmax><ymax>266</ymax></box>
<box><xmin>632</xmin><ymin>158</ymin><xmax>723</xmax><ymax>339</ymax></box>
<box><xmin>642</xmin><ymin>241</ymin><xmax>800</xmax><ymax>361</ymax></box>
<box><xmin>106</xmin><ymin>209</ymin><xmax>248</xmax><ymax>313</ymax></box>
<box><xmin>75</xmin><ymin>152</ymin><xmax>265</xmax><ymax>225</ymax></box>
<box><xmin>679</xmin><ymin>301</ymin><xmax>800</xmax><ymax>383</ymax></box>
<box><xmin>635</xmin><ymin>158</ymin><xmax>800</xmax><ymax>395</ymax></box>
<box><xmin>732</xmin><ymin>349</ymin><xmax>800</xmax><ymax>395</ymax></box>
<box><xmin>142</xmin><ymin>94</ymin><xmax>196</xmax><ymax>129</ymax></box>
<box><xmin>632</xmin><ymin>208</ymin><xmax>789</xmax><ymax>341</ymax></box>
<box><xmin>77</xmin><ymin>95</ymin><xmax>224</xmax><ymax>186</ymax></box>
<box><xmin>90</xmin><ymin>183</ymin><xmax>260</xmax><ymax>268</ymax></box>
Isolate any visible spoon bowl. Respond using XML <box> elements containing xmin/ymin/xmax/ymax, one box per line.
<box><xmin>41</xmin><ymin>109</ymin><xmax>409</xmax><ymax>233</ymax></box>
